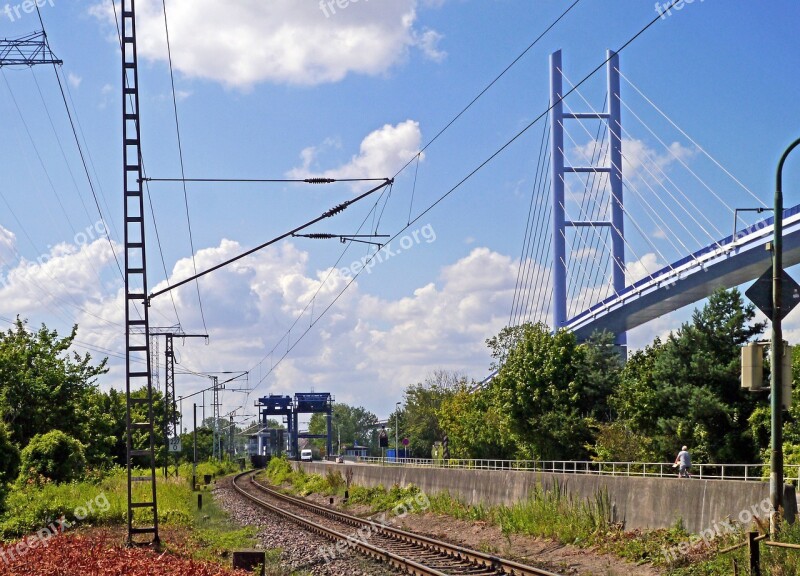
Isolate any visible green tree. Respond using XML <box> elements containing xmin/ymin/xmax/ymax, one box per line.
<box><xmin>397</xmin><ymin>370</ymin><xmax>463</xmax><ymax>457</ymax></box>
<box><xmin>575</xmin><ymin>330</ymin><xmax>624</xmax><ymax>422</ymax></box>
<box><xmin>309</xmin><ymin>403</ymin><xmax>378</xmax><ymax>456</ymax></box>
<box><xmin>437</xmin><ymin>384</ymin><xmax>514</xmax><ymax>459</ymax></box>
<box><xmin>79</xmin><ymin>388</ymin><xmax>126</xmax><ymax>469</ymax></box>
<box><xmin>0</xmin><ymin>319</ymin><xmax>108</xmax><ymax>449</ymax></box>
<box><xmin>0</xmin><ymin>423</ymin><xmax>19</xmax><ymax>484</ymax></box>
<box><xmin>179</xmin><ymin>427</ymin><xmax>213</xmax><ymax>463</ymax></box>
<box><xmin>489</xmin><ymin>323</ymin><xmax>594</xmax><ymax>460</ymax></box>
<box><xmin>612</xmin><ymin>288</ymin><xmax>764</xmax><ymax>463</ymax></box>
<box><xmin>18</xmin><ymin>430</ymin><xmax>86</xmax><ymax>485</ymax></box>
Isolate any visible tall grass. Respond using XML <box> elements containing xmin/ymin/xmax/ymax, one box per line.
<box><xmin>0</xmin><ymin>459</ymin><xmax>240</xmax><ymax>540</ymax></box>
<box><xmin>492</xmin><ymin>482</ymin><xmax>611</xmax><ymax>544</ymax></box>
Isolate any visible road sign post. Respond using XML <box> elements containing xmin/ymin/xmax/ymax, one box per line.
<box><xmin>770</xmin><ymin>137</ymin><xmax>800</xmax><ymax>536</ymax></box>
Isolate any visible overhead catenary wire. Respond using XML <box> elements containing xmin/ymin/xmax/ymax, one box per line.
<box><xmin>161</xmin><ymin>0</ymin><xmax>208</xmax><ymax>333</ymax></box>
<box><xmin>148</xmin><ymin>179</ymin><xmax>393</xmax><ymax>301</ymax></box>
<box><xmin>34</xmin><ymin>7</ymin><xmax>126</xmax><ymax>284</ymax></box>
<box><xmin>244</xmin><ymin>0</ymin><xmax>585</xmax><ymax>380</ymax></box>
<box><xmin>390</xmin><ymin>0</ymin><xmax>584</xmax><ymax>181</ymax></box>
<box><xmin>144</xmin><ymin>177</ymin><xmax>388</xmax><ymax>184</ymax></box>
<box><xmin>246</xmin><ymin>181</ymin><xmax>397</xmax><ymax>379</ymax></box>
<box><xmin>251</xmin><ymin>1</ymin><xmax>685</xmax><ymax>392</ymax></box>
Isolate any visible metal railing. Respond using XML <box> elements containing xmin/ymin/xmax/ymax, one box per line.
<box><xmin>355</xmin><ymin>456</ymin><xmax>800</xmax><ymax>483</ymax></box>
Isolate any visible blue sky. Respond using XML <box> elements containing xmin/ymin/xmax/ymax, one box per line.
<box><xmin>1</xmin><ymin>0</ymin><xmax>799</xmax><ymax>428</ymax></box>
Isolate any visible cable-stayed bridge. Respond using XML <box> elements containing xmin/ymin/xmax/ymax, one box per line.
<box><xmin>568</xmin><ymin>205</ymin><xmax>800</xmax><ymax>339</ymax></box>
<box><xmin>508</xmin><ymin>50</ymin><xmax>791</xmax><ymax>344</ymax></box>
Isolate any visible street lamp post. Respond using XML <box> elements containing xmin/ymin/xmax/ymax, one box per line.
<box><xmin>395</xmin><ymin>401</ymin><xmax>401</xmax><ymax>461</ymax></box>
<box><xmin>771</xmin><ymin>137</ymin><xmax>800</xmax><ymax>536</ymax></box>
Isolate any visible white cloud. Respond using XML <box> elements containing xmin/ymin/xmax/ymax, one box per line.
<box><xmin>90</xmin><ymin>1</ymin><xmax>446</xmax><ymax>88</ymax></box>
<box><xmin>68</xmin><ymin>73</ymin><xmax>82</xmax><ymax>88</ymax></box>
<box><xmin>288</xmin><ymin>120</ymin><xmax>423</xmax><ymax>181</ymax></box>
<box><xmin>622</xmin><ymin>138</ymin><xmax>695</xmax><ymax>185</ymax></box>
<box><xmin>625</xmin><ymin>251</ymin><xmax>664</xmax><ymax>285</ymax></box>
<box><xmin>0</xmin><ymin>227</ymin><xmax>523</xmax><ymax>419</ymax></box>
<box><xmin>570</xmin><ymin>137</ymin><xmax>695</xmax><ymax>187</ymax></box>
<box><xmin>0</xmin><ymin>226</ymin><xmax>17</xmax><ymax>268</ymax></box>
<box><xmin>414</xmin><ymin>28</ymin><xmax>447</xmax><ymax>62</ymax></box>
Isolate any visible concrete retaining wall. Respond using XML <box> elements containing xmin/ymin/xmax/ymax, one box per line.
<box><xmin>296</xmin><ymin>461</ymin><xmax>796</xmax><ymax>534</ymax></box>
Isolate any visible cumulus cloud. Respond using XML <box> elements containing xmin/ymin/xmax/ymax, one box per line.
<box><xmin>570</xmin><ymin>137</ymin><xmax>695</xmax><ymax>187</ymax></box>
<box><xmin>288</xmin><ymin>120</ymin><xmax>423</xmax><ymax>181</ymax></box>
<box><xmin>0</xmin><ymin>225</ymin><xmax>524</xmax><ymax>418</ymax></box>
<box><xmin>90</xmin><ymin>0</ymin><xmax>446</xmax><ymax>88</ymax></box>
<box><xmin>0</xmin><ymin>226</ymin><xmax>17</xmax><ymax>268</ymax></box>
<box><xmin>625</xmin><ymin>252</ymin><xmax>664</xmax><ymax>285</ymax></box>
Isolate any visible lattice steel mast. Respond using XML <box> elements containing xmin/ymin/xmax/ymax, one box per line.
<box><xmin>0</xmin><ymin>31</ymin><xmax>61</xmax><ymax>67</ymax></box>
<box><xmin>122</xmin><ymin>0</ymin><xmax>159</xmax><ymax>546</ymax></box>
<box><xmin>147</xmin><ymin>326</ymin><xmax>208</xmax><ymax>477</ymax></box>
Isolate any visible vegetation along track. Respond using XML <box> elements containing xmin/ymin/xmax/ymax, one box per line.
<box><xmin>232</xmin><ymin>470</ymin><xmax>563</xmax><ymax>576</ymax></box>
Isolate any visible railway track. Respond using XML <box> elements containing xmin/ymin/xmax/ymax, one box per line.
<box><xmin>232</xmin><ymin>470</ymin><xmax>564</xmax><ymax>576</ymax></box>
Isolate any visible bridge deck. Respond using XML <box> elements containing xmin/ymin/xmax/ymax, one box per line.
<box><xmin>568</xmin><ymin>204</ymin><xmax>800</xmax><ymax>338</ymax></box>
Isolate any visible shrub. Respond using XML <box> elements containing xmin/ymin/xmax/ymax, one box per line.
<box><xmin>266</xmin><ymin>456</ymin><xmax>294</xmax><ymax>485</ymax></box>
<box><xmin>18</xmin><ymin>430</ymin><xmax>87</xmax><ymax>485</ymax></box>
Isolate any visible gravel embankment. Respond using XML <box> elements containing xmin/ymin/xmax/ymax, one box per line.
<box><xmin>213</xmin><ymin>476</ymin><xmax>397</xmax><ymax>576</ymax></box>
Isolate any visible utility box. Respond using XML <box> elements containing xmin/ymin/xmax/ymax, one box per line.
<box><xmin>741</xmin><ymin>341</ymin><xmax>793</xmax><ymax>408</ymax></box>
<box><xmin>741</xmin><ymin>342</ymin><xmax>764</xmax><ymax>391</ymax></box>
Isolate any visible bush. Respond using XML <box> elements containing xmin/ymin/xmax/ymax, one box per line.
<box><xmin>265</xmin><ymin>456</ymin><xmax>294</xmax><ymax>485</ymax></box>
<box><xmin>18</xmin><ymin>430</ymin><xmax>87</xmax><ymax>485</ymax></box>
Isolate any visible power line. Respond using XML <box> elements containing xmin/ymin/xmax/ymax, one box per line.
<box><xmin>33</xmin><ymin>7</ymin><xmax>126</xmax><ymax>284</ymax></box>
<box><xmin>148</xmin><ymin>179</ymin><xmax>393</xmax><ymax>301</ymax></box>
<box><xmin>144</xmin><ymin>177</ymin><xmax>388</xmax><ymax>184</ymax></box>
<box><xmin>391</xmin><ymin>0</ymin><xmax>584</xmax><ymax>180</ymax></box>
<box><xmin>251</xmin><ymin>0</ymin><xmax>685</xmax><ymax>392</ymax></box>
<box><xmin>249</xmin><ymin>1</ymin><xmax>585</xmax><ymax>382</ymax></box>
<box><xmin>161</xmin><ymin>0</ymin><xmax>207</xmax><ymax>333</ymax></box>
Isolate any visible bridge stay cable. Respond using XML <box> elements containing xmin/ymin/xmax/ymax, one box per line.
<box><xmin>509</xmin><ymin>118</ymin><xmax>549</xmax><ymax>328</ymax></box>
<box><xmin>619</xmin><ymin>97</ymin><xmax>738</xmax><ymax>237</ymax></box>
<box><xmin>250</xmin><ymin>0</ymin><xmax>689</xmax><ymax>393</ymax></box>
<box><xmin>618</xmin><ymin>68</ymin><xmax>763</xmax><ymax>207</ymax></box>
<box><xmin>558</xmin><ymin>108</ymin><xmax>687</xmax><ymax>261</ymax></box>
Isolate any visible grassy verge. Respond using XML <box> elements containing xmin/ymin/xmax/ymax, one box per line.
<box><xmin>0</xmin><ymin>460</ymin><xmax>290</xmax><ymax>573</ymax></box>
<box><xmin>265</xmin><ymin>457</ymin><xmax>800</xmax><ymax>575</ymax></box>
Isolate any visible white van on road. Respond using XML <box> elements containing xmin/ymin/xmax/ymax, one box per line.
<box><xmin>300</xmin><ymin>449</ymin><xmax>313</xmax><ymax>461</ymax></box>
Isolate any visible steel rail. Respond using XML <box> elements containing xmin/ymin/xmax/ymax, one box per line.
<box><xmin>232</xmin><ymin>471</ymin><xmax>562</xmax><ymax>576</ymax></box>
